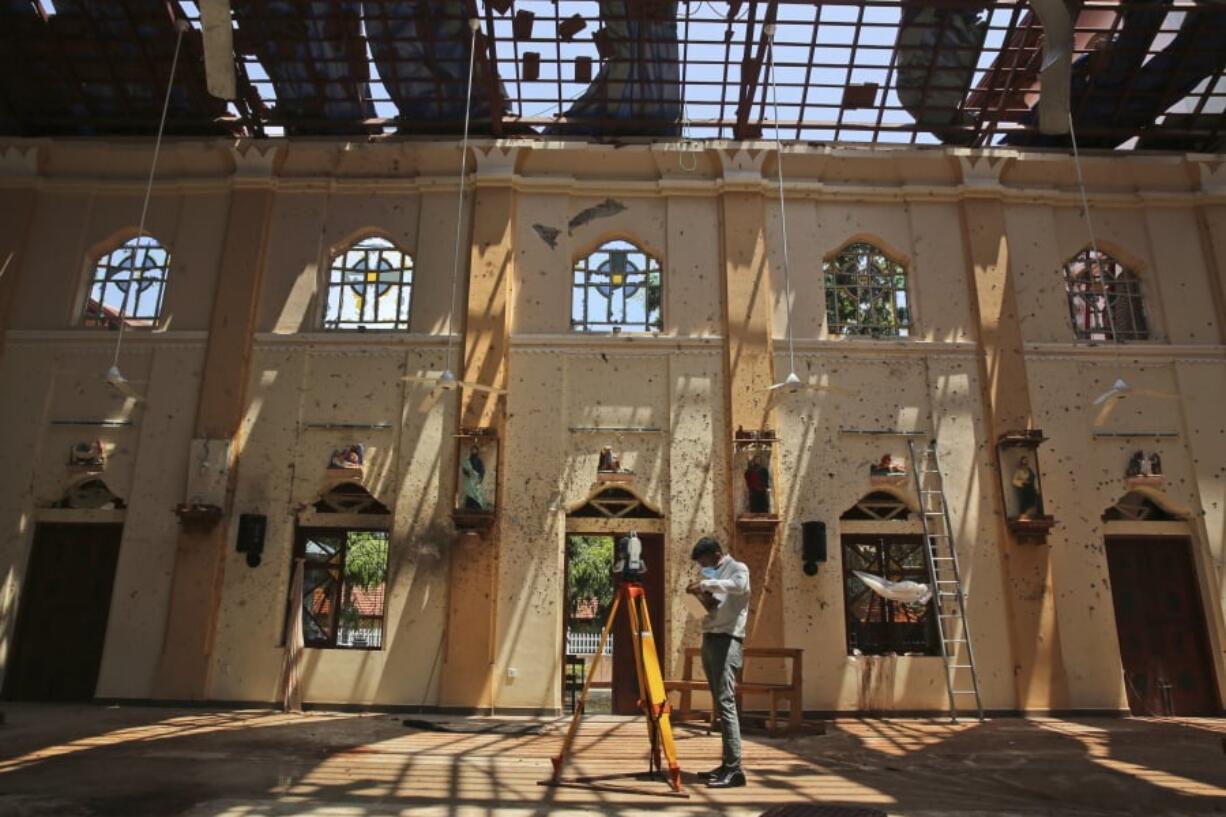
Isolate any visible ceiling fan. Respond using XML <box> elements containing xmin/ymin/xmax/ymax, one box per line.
<box><xmin>1091</xmin><ymin>378</ymin><xmax>1178</xmax><ymax>427</ymax></box>
<box><xmin>759</xmin><ymin>26</ymin><xmax>850</xmax><ymax>399</ymax></box>
<box><xmin>104</xmin><ymin>365</ymin><xmax>147</xmax><ymax>403</ymax></box>
<box><xmin>400</xmin><ymin>19</ymin><xmax>505</xmax><ymax>398</ymax></box>
<box><xmin>767</xmin><ymin>371</ymin><xmax>854</xmax><ymax>396</ymax></box>
<box><xmin>402</xmin><ymin>368</ymin><xmax>506</xmax><ymax>395</ymax></box>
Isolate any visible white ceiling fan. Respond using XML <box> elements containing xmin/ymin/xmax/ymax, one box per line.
<box><xmin>1091</xmin><ymin>378</ymin><xmax>1178</xmax><ymax>427</ymax></box>
<box><xmin>104</xmin><ymin>365</ymin><xmax>148</xmax><ymax>403</ymax></box>
<box><xmin>759</xmin><ymin>26</ymin><xmax>851</xmax><ymax>399</ymax></box>
<box><xmin>400</xmin><ymin>19</ymin><xmax>506</xmax><ymax>398</ymax></box>
<box><xmin>767</xmin><ymin>371</ymin><xmax>854</xmax><ymax>396</ymax></box>
<box><xmin>402</xmin><ymin>368</ymin><xmax>505</xmax><ymax>395</ymax></box>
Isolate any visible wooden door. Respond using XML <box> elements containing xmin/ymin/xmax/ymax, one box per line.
<box><xmin>3</xmin><ymin>524</ymin><xmax>122</xmax><ymax>701</ymax></box>
<box><xmin>1105</xmin><ymin>536</ymin><xmax>1219</xmax><ymax>715</ymax></box>
<box><xmin>612</xmin><ymin>533</ymin><xmax>665</xmax><ymax>715</ymax></box>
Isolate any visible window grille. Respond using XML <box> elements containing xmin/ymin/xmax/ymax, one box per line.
<box><xmin>567</xmin><ymin>486</ymin><xmax>663</xmax><ymax>519</ymax></box>
<box><xmin>83</xmin><ymin>236</ymin><xmax>170</xmax><ymax>328</ymax></box>
<box><xmin>293</xmin><ymin>528</ymin><xmax>388</xmax><ymax>650</ymax></box>
<box><xmin>824</xmin><ymin>242</ymin><xmax>911</xmax><ymax>337</ymax></box>
<box><xmin>841</xmin><ymin>534</ymin><xmax>940</xmax><ymax>656</ymax></box>
<box><xmin>840</xmin><ymin>491</ymin><xmax>912</xmax><ymax>521</ymax></box>
<box><xmin>571</xmin><ymin>240</ymin><xmax>662</xmax><ymax>333</ymax></box>
<box><xmin>1062</xmin><ymin>249</ymin><xmax>1149</xmax><ymax>342</ymax></box>
<box><xmin>323</xmin><ymin>236</ymin><xmax>413</xmax><ymax>331</ymax></box>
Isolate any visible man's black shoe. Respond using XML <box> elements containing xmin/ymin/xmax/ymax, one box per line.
<box><xmin>697</xmin><ymin>765</ymin><xmax>726</xmax><ymax>781</ymax></box>
<box><xmin>705</xmin><ymin>768</ymin><xmax>746</xmax><ymax>788</ymax></box>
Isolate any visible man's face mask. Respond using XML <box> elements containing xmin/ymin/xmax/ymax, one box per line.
<box><xmin>701</xmin><ymin>566</ymin><xmax>718</xmax><ymax>579</ymax></box>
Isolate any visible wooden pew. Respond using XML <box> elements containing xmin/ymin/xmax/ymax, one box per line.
<box><xmin>664</xmin><ymin>646</ymin><xmax>803</xmax><ymax>735</ymax></box>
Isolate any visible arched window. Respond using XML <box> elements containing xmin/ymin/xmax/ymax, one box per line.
<box><xmin>571</xmin><ymin>239</ymin><xmax>662</xmax><ymax>333</ymax></box>
<box><xmin>83</xmin><ymin>235</ymin><xmax>171</xmax><ymax>328</ymax></box>
<box><xmin>323</xmin><ymin>236</ymin><xmax>413</xmax><ymax>331</ymax></box>
<box><xmin>824</xmin><ymin>242</ymin><xmax>911</xmax><ymax>337</ymax></box>
<box><xmin>1062</xmin><ymin>248</ymin><xmax>1149</xmax><ymax>342</ymax></box>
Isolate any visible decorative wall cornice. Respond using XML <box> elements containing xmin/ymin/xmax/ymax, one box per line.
<box><xmin>4</xmin><ymin>329</ymin><xmax>207</xmax><ymax>350</ymax></box>
<box><xmin>1023</xmin><ymin>341</ymin><xmax>1226</xmax><ymax>362</ymax></box>
<box><xmin>254</xmin><ymin>331</ymin><xmax>454</xmax><ymax>349</ymax></box>
<box><xmin>509</xmin><ymin>334</ymin><xmax>723</xmax><ymax>355</ymax></box>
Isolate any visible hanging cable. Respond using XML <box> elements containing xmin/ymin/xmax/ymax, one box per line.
<box><xmin>766</xmin><ymin>24</ymin><xmax>797</xmax><ymax>378</ymax></box>
<box><xmin>111</xmin><ymin>20</ymin><xmax>187</xmax><ymax>371</ymax></box>
<box><xmin>444</xmin><ymin>18</ymin><xmax>482</xmax><ymax>377</ymax></box>
<box><xmin>1068</xmin><ymin>111</ymin><xmax>1120</xmax><ymax>344</ymax></box>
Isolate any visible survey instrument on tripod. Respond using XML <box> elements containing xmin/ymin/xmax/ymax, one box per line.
<box><xmin>541</xmin><ymin>566</ymin><xmax>686</xmax><ymax>797</ymax></box>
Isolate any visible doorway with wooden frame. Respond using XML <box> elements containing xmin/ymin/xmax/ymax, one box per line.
<box><xmin>1103</xmin><ymin>493</ymin><xmax>1220</xmax><ymax>715</ymax></box>
<box><xmin>564</xmin><ymin>484</ymin><xmax>665</xmax><ymax>715</ymax></box>
<box><xmin>3</xmin><ymin>523</ymin><xmax>123</xmax><ymax>701</ymax></box>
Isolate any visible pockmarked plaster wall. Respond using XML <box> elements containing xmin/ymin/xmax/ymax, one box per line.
<box><xmin>0</xmin><ymin>138</ymin><xmax>1223</xmax><ymax>716</ymax></box>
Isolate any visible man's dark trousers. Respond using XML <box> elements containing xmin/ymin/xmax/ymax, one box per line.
<box><xmin>701</xmin><ymin>632</ymin><xmax>743</xmax><ymax>770</ymax></box>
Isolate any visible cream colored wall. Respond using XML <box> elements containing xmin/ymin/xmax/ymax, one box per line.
<box><xmin>208</xmin><ymin>339</ymin><xmax>456</xmax><ymax>704</ymax></box>
<box><xmin>0</xmin><ymin>337</ymin><xmax>203</xmax><ymax>698</ymax></box>
<box><xmin>0</xmin><ymin>138</ymin><xmax>1222</xmax><ymax>714</ymax></box>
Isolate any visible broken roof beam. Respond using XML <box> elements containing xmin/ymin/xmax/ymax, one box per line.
<box><xmin>469</xmin><ymin>0</ymin><xmax>505</xmax><ymax>136</ymax></box>
<box><xmin>732</xmin><ymin>0</ymin><xmax>779</xmax><ymax>140</ymax></box>
<box><xmin>1029</xmin><ymin>0</ymin><xmax>1074</xmax><ymax>135</ymax></box>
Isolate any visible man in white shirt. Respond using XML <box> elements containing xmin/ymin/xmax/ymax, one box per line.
<box><xmin>686</xmin><ymin>536</ymin><xmax>750</xmax><ymax>788</ymax></box>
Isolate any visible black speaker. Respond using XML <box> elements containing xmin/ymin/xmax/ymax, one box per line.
<box><xmin>801</xmin><ymin>521</ymin><xmax>827</xmax><ymax>576</ymax></box>
<box><xmin>237</xmin><ymin>513</ymin><xmax>267</xmax><ymax>568</ymax></box>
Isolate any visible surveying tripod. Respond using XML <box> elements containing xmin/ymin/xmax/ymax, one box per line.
<box><xmin>544</xmin><ymin>580</ymin><xmax>686</xmax><ymax>796</ymax></box>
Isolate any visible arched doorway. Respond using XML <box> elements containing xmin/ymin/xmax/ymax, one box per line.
<box><xmin>564</xmin><ymin>485</ymin><xmax>664</xmax><ymax>715</ymax></box>
<box><xmin>1102</xmin><ymin>492</ymin><xmax>1219</xmax><ymax>715</ymax></box>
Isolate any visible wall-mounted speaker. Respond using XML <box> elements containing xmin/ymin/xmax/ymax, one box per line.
<box><xmin>237</xmin><ymin>513</ymin><xmax>267</xmax><ymax>568</ymax></box>
<box><xmin>801</xmin><ymin>520</ymin><xmax>827</xmax><ymax>576</ymax></box>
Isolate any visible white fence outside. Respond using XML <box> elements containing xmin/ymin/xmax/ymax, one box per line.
<box><xmin>338</xmin><ymin>626</ymin><xmax>384</xmax><ymax>649</ymax></box>
<box><xmin>566</xmin><ymin>631</ymin><xmax>613</xmax><ymax>656</ymax></box>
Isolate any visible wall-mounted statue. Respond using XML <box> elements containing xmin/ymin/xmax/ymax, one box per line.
<box><xmin>460</xmin><ymin>445</ymin><xmax>487</xmax><ymax>511</ymax></box>
<box><xmin>329</xmin><ymin>444</ymin><xmax>365</xmax><ymax>470</ymax></box>
<box><xmin>744</xmin><ymin>454</ymin><xmax>772</xmax><ymax>514</ymax></box>
<box><xmin>69</xmin><ymin>439</ymin><xmax>106</xmax><ymax>469</ymax></box>
<box><xmin>1011</xmin><ymin>455</ymin><xmax>1043</xmax><ymax>518</ymax></box>
<box><xmin>869</xmin><ymin>455</ymin><xmax>907</xmax><ymax>477</ymax></box>
<box><xmin>598</xmin><ymin>446</ymin><xmax>620</xmax><ymax>473</ymax></box>
<box><xmin>1126</xmin><ymin>450</ymin><xmax>1163</xmax><ymax>478</ymax></box>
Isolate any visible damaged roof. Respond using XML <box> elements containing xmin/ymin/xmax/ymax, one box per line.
<box><xmin>1</xmin><ymin>0</ymin><xmax>1223</xmax><ymax>151</ymax></box>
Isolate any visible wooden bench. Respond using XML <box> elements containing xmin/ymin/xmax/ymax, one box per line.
<box><xmin>664</xmin><ymin>646</ymin><xmax>803</xmax><ymax>735</ymax></box>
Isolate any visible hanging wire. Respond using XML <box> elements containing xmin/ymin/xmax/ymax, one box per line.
<box><xmin>1067</xmin><ymin>111</ymin><xmax>1120</xmax><ymax>345</ymax></box>
<box><xmin>445</xmin><ymin>18</ymin><xmax>483</xmax><ymax>376</ymax></box>
<box><xmin>110</xmin><ymin>21</ymin><xmax>187</xmax><ymax>370</ymax></box>
<box><xmin>766</xmin><ymin>24</ymin><xmax>797</xmax><ymax>378</ymax></box>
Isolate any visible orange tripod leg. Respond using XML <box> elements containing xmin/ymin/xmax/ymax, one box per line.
<box><xmin>550</xmin><ymin>585</ymin><xmax>623</xmax><ymax>782</ymax></box>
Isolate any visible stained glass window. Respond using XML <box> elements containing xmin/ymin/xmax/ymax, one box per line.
<box><xmin>571</xmin><ymin>240</ymin><xmax>662</xmax><ymax>333</ymax></box>
<box><xmin>83</xmin><ymin>235</ymin><xmax>170</xmax><ymax>328</ymax></box>
<box><xmin>824</xmin><ymin>242</ymin><xmax>911</xmax><ymax>337</ymax></box>
<box><xmin>323</xmin><ymin>236</ymin><xmax>413</xmax><ymax>331</ymax></box>
<box><xmin>1062</xmin><ymin>249</ymin><xmax>1149</xmax><ymax>342</ymax></box>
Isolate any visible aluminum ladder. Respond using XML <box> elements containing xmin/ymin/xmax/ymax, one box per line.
<box><xmin>908</xmin><ymin>439</ymin><xmax>985</xmax><ymax>722</ymax></box>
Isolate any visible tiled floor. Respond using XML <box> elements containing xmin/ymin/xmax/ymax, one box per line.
<box><xmin>1</xmin><ymin>704</ymin><xmax>1225</xmax><ymax>816</ymax></box>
